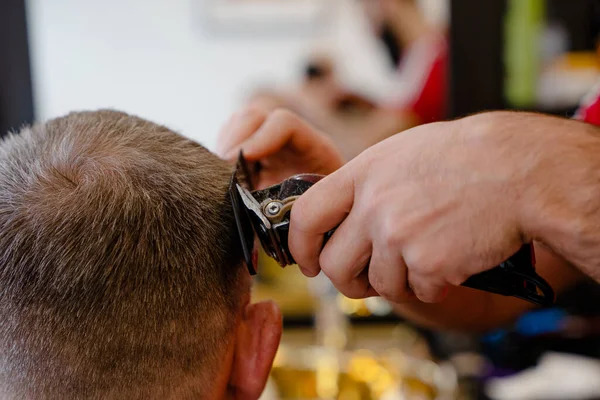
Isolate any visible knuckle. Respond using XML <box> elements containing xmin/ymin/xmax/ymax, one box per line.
<box><xmin>319</xmin><ymin>252</ymin><xmax>345</xmax><ymax>286</ymax></box>
<box><xmin>409</xmin><ymin>274</ymin><xmax>447</xmax><ymax>303</ymax></box>
<box><xmin>417</xmin><ymin>289</ymin><xmax>444</xmax><ymax>304</ymax></box>
<box><xmin>403</xmin><ymin>245</ymin><xmax>424</xmax><ymax>272</ymax></box>
<box><xmin>414</xmin><ymin>291</ymin><xmax>436</xmax><ymax>303</ymax></box>
<box><xmin>384</xmin><ymin>290</ymin><xmax>411</xmax><ymax>304</ymax></box>
<box><xmin>318</xmin><ymin>247</ymin><xmax>335</xmax><ymax>276</ymax></box>
<box><xmin>270</xmin><ymin>108</ymin><xmax>297</xmax><ymax>125</ymax></box>
<box><xmin>368</xmin><ymin>268</ymin><xmax>408</xmax><ymax>304</ymax></box>
<box><xmin>376</xmin><ymin>212</ymin><xmax>403</xmax><ymax>250</ymax></box>
<box><xmin>404</xmin><ymin>245</ymin><xmax>442</xmax><ymax>277</ymax></box>
<box><xmin>376</xmin><ymin>286</ymin><xmax>405</xmax><ymax>304</ymax></box>
<box><xmin>409</xmin><ymin>282</ymin><xmax>436</xmax><ymax>303</ymax></box>
<box><xmin>423</xmin><ymin>256</ymin><xmax>445</xmax><ymax>276</ymax></box>
<box><xmin>319</xmin><ymin>250</ymin><xmax>354</xmax><ymax>289</ymax></box>
<box><xmin>241</xmin><ymin>104</ymin><xmax>268</xmax><ymax>121</ymax></box>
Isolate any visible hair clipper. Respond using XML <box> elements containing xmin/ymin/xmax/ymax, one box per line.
<box><xmin>229</xmin><ymin>152</ymin><xmax>555</xmax><ymax>306</ymax></box>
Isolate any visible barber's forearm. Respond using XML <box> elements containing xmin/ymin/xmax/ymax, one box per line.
<box><xmin>516</xmin><ymin>115</ymin><xmax>600</xmax><ymax>282</ymax></box>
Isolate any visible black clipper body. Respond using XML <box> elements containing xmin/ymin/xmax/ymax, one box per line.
<box><xmin>462</xmin><ymin>244</ymin><xmax>555</xmax><ymax>306</ymax></box>
<box><xmin>229</xmin><ymin>153</ymin><xmax>555</xmax><ymax>306</ymax></box>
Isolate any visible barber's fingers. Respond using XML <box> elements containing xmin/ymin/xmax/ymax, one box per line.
<box><xmin>407</xmin><ymin>270</ymin><xmax>449</xmax><ymax>303</ymax></box>
<box><xmin>239</xmin><ymin>109</ymin><xmax>330</xmax><ymax>161</ymax></box>
<box><xmin>290</xmin><ymin>166</ymin><xmax>354</xmax><ymax>276</ymax></box>
<box><xmin>402</xmin><ymin>242</ymin><xmax>452</xmax><ymax>303</ymax></box>
<box><xmin>216</xmin><ymin>106</ymin><xmax>269</xmax><ymax>159</ymax></box>
<box><xmin>367</xmin><ymin>243</ymin><xmax>413</xmax><ymax>303</ymax></box>
<box><xmin>318</xmin><ymin>212</ymin><xmax>373</xmax><ymax>297</ymax></box>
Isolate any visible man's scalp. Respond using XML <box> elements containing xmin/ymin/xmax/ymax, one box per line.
<box><xmin>0</xmin><ymin>110</ymin><xmax>245</xmax><ymax>398</ymax></box>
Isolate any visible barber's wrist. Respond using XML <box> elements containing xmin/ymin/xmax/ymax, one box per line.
<box><xmin>459</xmin><ymin>111</ymin><xmax>588</xmax><ymax>244</ymax></box>
<box><xmin>516</xmin><ymin>116</ymin><xmax>600</xmax><ymax>271</ymax></box>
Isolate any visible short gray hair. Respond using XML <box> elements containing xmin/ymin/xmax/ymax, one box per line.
<box><xmin>0</xmin><ymin>110</ymin><xmax>245</xmax><ymax>398</ymax></box>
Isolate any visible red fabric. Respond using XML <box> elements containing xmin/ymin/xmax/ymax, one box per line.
<box><xmin>576</xmin><ymin>85</ymin><xmax>600</xmax><ymax>126</ymax></box>
<box><xmin>408</xmin><ymin>47</ymin><xmax>447</xmax><ymax>123</ymax></box>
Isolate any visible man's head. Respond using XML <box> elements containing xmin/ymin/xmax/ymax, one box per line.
<box><xmin>0</xmin><ymin>110</ymin><xmax>281</xmax><ymax>399</ymax></box>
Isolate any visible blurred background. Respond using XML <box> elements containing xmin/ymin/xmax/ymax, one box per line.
<box><xmin>2</xmin><ymin>0</ymin><xmax>600</xmax><ymax>399</ymax></box>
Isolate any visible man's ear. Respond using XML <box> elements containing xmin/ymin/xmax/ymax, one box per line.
<box><xmin>228</xmin><ymin>301</ymin><xmax>282</xmax><ymax>400</ymax></box>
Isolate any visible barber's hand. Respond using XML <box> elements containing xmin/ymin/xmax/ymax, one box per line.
<box><xmin>289</xmin><ymin>112</ymin><xmax>538</xmax><ymax>303</ymax></box>
<box><xmin>216</xmin><ymin>106</ymin><xmax>344</xmax><ymax>189</ymax></box>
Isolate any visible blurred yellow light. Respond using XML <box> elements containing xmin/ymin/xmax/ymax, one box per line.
<box><xmin>322</xmin><ymin>327</ymin><xmax>348</xmax><ymax>349</ymax></box>
<box><xmin>338</xmin><ymin>387</ymin><xmax>363</xmax><ymax>400</ymax></box>
<box><xmin>370</xmin><ymin>369</ymin><xmax>394</xmax><ymax>395</ymax></box>
<box><xmin>272</xmin><ymin>345</ymin><xmax>288</xmax><ymax>368</ymax></box>
<box><xmin>336</xmin><ymin>295</ymin><xmax>372</xmax><ymax>317</ymax></box>
<box><xmin>348</xmin><ymin>351</ymin><xmax>381</xmax><ymax>383</ymax></box>
<box><xmin>316</xmin><ymin>351</ymin><xmax>340</xmax><ymax>398</ymax></box>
